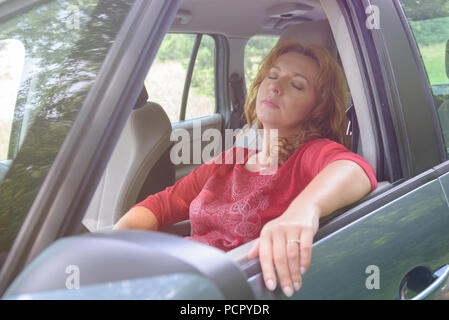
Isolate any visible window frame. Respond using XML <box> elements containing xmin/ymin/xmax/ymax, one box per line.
<box><xmin>310</xmin><ymin>0</ymin><xmax>414</xmax><ymax>238</ymax></box>
<box><xmin>341</xmin><ymin>0</ymin><xmax>445</xmax><ymax>179</ymax></box>
<box><xmin>148</xmin><ymin>32</ymin><xmax>220</xmax><ymax>123</ymax></box>
<box><xmin>214</xmin><ymin>34</ymin><xmax>230</xmax><ymax>132</ymax></box>
<box><xmin>179</xmin><ymin>33</ymin><xmax>202</xmax><ymax>121</ymax></box>
<box><xmin>393</xmin><ymin>0</ymin><xmax>447</xmax><ymax>164</ymax></box>
<box><xmin>343</xmin><ymin>0</ymin><xmax>403</xmax><ymax>183</ymax></box>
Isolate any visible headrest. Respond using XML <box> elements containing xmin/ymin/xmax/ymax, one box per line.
<box><xmin>278</xmin><ymin>20</ymin><xmax>337</xmax><ymax>57</ymax></box>
<box><xmin>134</xmin><ymin>87</ymin><xmax>149</xmax><ymax>110</ymax></box>
<box><xmin>446</xmin><ymin>40</ymin><xmax>449</xmax><ymax>78</ymax></box>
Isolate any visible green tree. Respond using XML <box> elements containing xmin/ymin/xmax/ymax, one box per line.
<box><xmin>154</xmin><ymin>34</ymin><xmax>216</xmax><ymax>99</ymax></box>
<box><xmin>401</xmin><ymin>0</ymin><xmax>449</xmax><ymax>21</ymax></box>
<box><xmin>245</xmin><ymin>36</ymin><xmax>278</xmax><ymax>89</ymax></box>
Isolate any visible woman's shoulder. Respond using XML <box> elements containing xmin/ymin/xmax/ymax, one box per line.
<box><xmin>281</xmin><ymin>138</ymin><xmax>351</xmax><ymax>168</ymax></box>
<box><xmin>302</xmin><ymin>138</ymin><xmax>347</xmax><ymax>150</ymax></box>
<box><xmin>293</xmin><ymin>138</ymin><xmax>348</xmax><ymax>158</ymax></box>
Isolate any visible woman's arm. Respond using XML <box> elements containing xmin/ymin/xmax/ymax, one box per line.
<box><xmin>114</xmin><ymin>206</ymin><xmax>159</xmax><ymax>231</ymax></box>
<box><xmin>113</xmin><ymin>148</ymin><xmax>227</xmax><ymax>231</ymax></box>
<box><xmin>248</xmin><ymin>159</ymin><xmax>373</xmax><ymax>297</ymax></box>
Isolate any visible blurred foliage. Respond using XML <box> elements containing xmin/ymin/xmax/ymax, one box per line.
<box><xmin>0</xmin><ymin>0</ymin><xmax>134</xmax><ymax>254</ymax></box>
<box><xmin>155</xmin><ymin>34</ymin><xmax>216</xmax><ymax>98</ymax></box>
<box><xmin>400</xmin><ymin>1</ymin><xmax>449</xmax><ymax>86</ymax></box>
<box><xmin>156</xmin><ymin>33</ymin><xmax>195</xmax><ymax>69</ymax></box>
<box><xmin>154</xmin><ymin>33</ymin><xmax>279</xmax><ymax>100</ymax></box>
<box><xmin>400</xmin><ymin>0</ymin><xmax>449</xmax><ymax>85</ymax></box>
<box><xmin>244</xmin><ymin>36</ymin><xmax>278</xmax><ymax>90</ymax></box>
<box><xmin>401</xmin><ymin>0</ymin><xmax>449</xmax><ymax>47</ymax></box>
<box><xmin>401</xmin><ymin>0</ymin><xmax>449</xmax><ymax>21</ymax></box>
<box><xmin>149</xmin><ymin>33</ymin><xmax>216</xmax><ymax>121</ymax></box>
<box><xmin>409</xmin><ymin>17</ymin><xmax>449</xmax><ymax>47</ymax></box>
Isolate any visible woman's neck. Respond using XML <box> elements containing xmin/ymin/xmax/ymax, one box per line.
<box><xmin>257</xmin><ymin>128</ymin><xmax>280</xmax><ymax>169</ymax></box>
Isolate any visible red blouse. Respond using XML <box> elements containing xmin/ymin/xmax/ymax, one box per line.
<box><xmin>133</xmin><ymin>138</ymin><xmax>378</xmax><ymax>252</ymax></box>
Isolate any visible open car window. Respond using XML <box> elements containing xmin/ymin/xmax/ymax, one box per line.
<box><xmin>0</xmin><ymin>0</ymin><xmax>136</xmax><ymax>263</ymax></box>
<box><xmin>399</xmin><ymin>0</ymin><xmax>449</xmax><ymax>156</ymax></box>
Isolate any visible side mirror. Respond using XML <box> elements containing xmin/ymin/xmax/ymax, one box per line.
<box><xmin>3</xmin><ymin>230</ymin><xmax>255</xmax><ymax>299</ymax></box>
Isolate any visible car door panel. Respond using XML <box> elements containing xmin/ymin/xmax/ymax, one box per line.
<box><xmin>246</xmin><ymin>177</ymin><xmax>449</xmax><ymax>300</ymax></box>
<box><xmin>172</xmin><ymin>114</ymin><xmax>223</xmax><ymax>181</ymax></box>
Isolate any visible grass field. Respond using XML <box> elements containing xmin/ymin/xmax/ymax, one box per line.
<box><xmin>419</xmin><ymin>42</ymin><xmax>449</xmax><ymax>85</ymax></box>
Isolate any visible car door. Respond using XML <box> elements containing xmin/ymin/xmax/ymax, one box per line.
<box><xmin>0</xmin><ymin>0</ymin><xmax>182</xmax><ymax>295</ymax></box>
<box><xmin>239</xmin><ymin>0</ymin><xmax>449</xmax><ymax>300</ymax></box>
<box><xmin>398</xmin><ymin>0</ymin><xmax>449</xmax><ymax>299</ymax></box>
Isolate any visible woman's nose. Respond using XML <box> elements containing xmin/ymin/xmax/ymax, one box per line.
<box><xmin>269</xmin><ymin>81</ymin><xmax>282</xmax><ymax>96</ymax></box>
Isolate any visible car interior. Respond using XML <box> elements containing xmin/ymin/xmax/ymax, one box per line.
<box><xmin>81</xmin><ymin>0</ymin><xmax>392</xmax><ymax>267</ymax></box>
<box><xmin>3</xmin><ymin>0</ymin><xmax>449</xmax><ymax>301</ymax></box>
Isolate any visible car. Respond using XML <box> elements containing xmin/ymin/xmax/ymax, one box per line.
<box><xmin>0</xmin><ymin>0</ymin><xmax>448</xmax><ymax>300</ymax></box>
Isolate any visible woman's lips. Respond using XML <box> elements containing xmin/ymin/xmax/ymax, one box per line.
<box><xmin>262</xmin><ymin>99</ymin><xmax>279</xmax><ymax>109</ymax></box>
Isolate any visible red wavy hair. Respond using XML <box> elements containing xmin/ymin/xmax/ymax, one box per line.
<box><xmin>244</xmin><ymin>41</ymin><xmax>351</xmax><ymax>164</ymax></box>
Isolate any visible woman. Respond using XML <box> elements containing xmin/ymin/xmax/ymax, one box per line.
<box><xmin>114</xmin><ymin>41</ymin><xmax>378</xmax><ymax>297</ymax></box>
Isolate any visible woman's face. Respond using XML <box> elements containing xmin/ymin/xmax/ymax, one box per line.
<box><xmin>256</xmin><ymin>51</ymin><xmax>319</xmax><ymax>137</ymax></box>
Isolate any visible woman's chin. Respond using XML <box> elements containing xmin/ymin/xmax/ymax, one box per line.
<box><xmin>256</xmin><ymin>110</ymin><xmax>281</xmax><ymax>126</ymax></box>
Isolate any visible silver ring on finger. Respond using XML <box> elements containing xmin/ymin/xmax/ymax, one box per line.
<box><xmin>287</xmin><ymin>239</ymin><xmax>301</xmax><ymax>245</ymax></box>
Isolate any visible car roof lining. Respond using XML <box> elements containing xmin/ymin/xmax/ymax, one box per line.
<box><xmin>170</xmin><ymin>0</ymin><xmax>327</xmax><ymax>38</ymax></box>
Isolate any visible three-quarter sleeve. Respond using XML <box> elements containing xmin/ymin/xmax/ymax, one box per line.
<box><xmin>300</xmin><ymin>139</ymin><xmax>378</xmax><ymax>192</ymax></box>
<box><xmin>132</xmin><ymin>161</ymin><xmax>217</xmax><ymax>230</ymax></box>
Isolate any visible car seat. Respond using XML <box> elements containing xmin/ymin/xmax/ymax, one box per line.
<box><xmin>82</xmin><ymin>87</ymin><xmax>175</xmax><ymax>231</ymax></box>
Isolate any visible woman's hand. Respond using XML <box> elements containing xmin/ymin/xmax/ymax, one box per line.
<box><xmin>247</xmin><ymin>204</ymin><xmax>321</xmax><ymax>297</ymax></box>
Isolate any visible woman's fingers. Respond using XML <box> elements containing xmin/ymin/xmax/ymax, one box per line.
<box><xmin>258</xmin><ymin>230</ymin><xmax>277</xmax><ymax>291</ymax></box>
<box><xmin>249</xmin><ymin>219</ymin><xmax>315</xmax><ymax>297</ymax></box>
<box><xmin>285</xmin><ymin>228</ymin><xmax>302</xmax><ymax>292</ymax></box>
<box><xmin>272</xmin><ymin>231</ymin><xmax>294</xmax><ymax>297</ymax></box>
